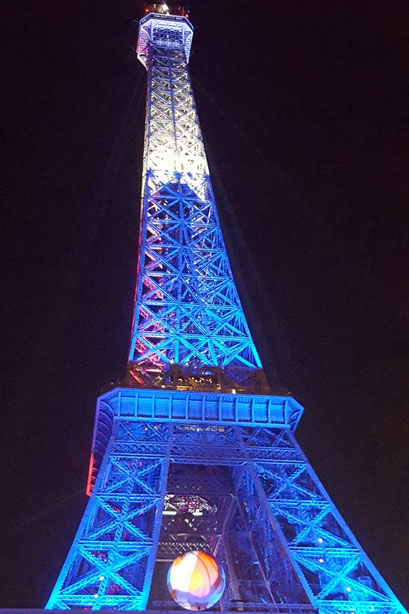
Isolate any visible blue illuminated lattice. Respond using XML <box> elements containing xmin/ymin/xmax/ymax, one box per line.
<box><xmin>128</xmin><ymin>14</ymin><xmax>261</xmax><ymax>386</ymax></box>
<box><xmin>46</xmin><ymin>12</ymin><xmax>407</xmax><ymax>614</ymax></box>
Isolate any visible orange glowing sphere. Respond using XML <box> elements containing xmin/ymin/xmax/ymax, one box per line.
<box><xmin>167</xmin><ymin>550</ymin><xmax>226</xmax><ymax>610</ymax></box>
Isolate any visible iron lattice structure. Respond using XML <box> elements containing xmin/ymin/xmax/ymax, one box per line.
<box><xmin>46</xmin><ymin>8</ymin><xmax>407</xmax><ymax>614</ymax></box>
<box><xmin>128</xmin><ymin>12</ymin><xmax>263</xmax><ymax>390</ymax></box>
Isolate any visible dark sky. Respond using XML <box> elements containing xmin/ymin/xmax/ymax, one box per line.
<box><xmin>2</xmin><ymin>0</ymin><xmax>408</xmax><ymax>608</ymax></box>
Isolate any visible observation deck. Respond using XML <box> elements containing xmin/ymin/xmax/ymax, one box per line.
<box><xmin>137</xmin><ymin>11</ymin><xmax>193</xmax><ymax>66</ymax></box>
<box><xmin>86</xmin><ymin>387</ymin><xmax>304</xmax><ymax>492</ymax></box>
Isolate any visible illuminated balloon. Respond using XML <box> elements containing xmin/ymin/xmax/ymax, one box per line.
<box><xmin>167</xmin><ymin>550</ymin><xmax>226</xmax><ymax>610</ymax></box>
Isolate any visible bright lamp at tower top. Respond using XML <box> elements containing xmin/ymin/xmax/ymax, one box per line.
<box><xmin>143</xmin><ymin>2</ymin><xmax>190</xmax><ymax>18</ymax></box>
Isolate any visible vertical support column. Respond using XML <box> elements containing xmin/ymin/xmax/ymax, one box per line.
<box><xmin>234</xmin><ymin>427</ymin><xmax>312</xmax><ymax>607</ymax></box>
<box><xmin>46</xmin><ymin>421</ymin><xmax>172</xmax><ymax>610</ymax></box>
<box><xmin>46</xmin><ymin>433</ymin><xmax>116</xmax><ymax>610</ymax></box>
<box><xmin>238</xmin><ymin>426</ymin><xmax>406</xmax><ymax>614</ymax></box>
<box><xmin>140</xmin><ymin>423</ymin><xmax>173</xmax><ymax>609</ymax></box>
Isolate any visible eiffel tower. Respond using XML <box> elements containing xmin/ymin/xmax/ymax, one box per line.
<box><xmin>45</xmin><ymin>3</ymin><xmax>407</xmax><ymax>613</ymax></box>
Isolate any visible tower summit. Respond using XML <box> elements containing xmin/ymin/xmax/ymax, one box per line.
<box><xmin>45</xmin><ymin>3</ymin><xmax>407</xmax><ymax>613</ymax></box>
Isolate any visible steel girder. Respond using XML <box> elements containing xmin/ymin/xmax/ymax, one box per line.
<box><xmin>46</xmin><ymin>11</ymin><xmax>406</xmax><ymax>614</ymax></box>
<box><xmin>86</xmin><ymin>388</ymin><xmax>303</xmax><ymax>493</ymax></box>
<box><xmin>239</xmin><ymin>428</ymin><xmax>406</xmax><ymax>614</ymax></box>
<box><xmin>46</xmin><ymin>422</ymin><xmax>172</xmax><ymax>610</ymax></box>
<box><xmin>128</xmin><ymin>14</ymin><xmax>262</xmax><ymax>386</ymax></box>
<box><xmin>46</xmin><ymin>414</ymin><xmax>406</xmax><ymax>613</ymax></box>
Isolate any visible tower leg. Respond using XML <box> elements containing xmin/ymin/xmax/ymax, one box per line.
<box><xmin>47</xmin><ymin>391</ymin><xmax>406</xmax><ymax>614</ymax></box>
<box><xmin>241</xmin><ymin>427</ymin><xmax>406</xmax><ymax>614</ymax></box>
<box><xmin>46</xmin><ymin>421</ymin><xmax>172</xmax><ymax>610</ymax></box>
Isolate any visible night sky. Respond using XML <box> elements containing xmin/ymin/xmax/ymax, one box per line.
<box><xmin>2</xmin><ymin>0</ymin><xmax>408</xmax><ymax>608</ymax></box>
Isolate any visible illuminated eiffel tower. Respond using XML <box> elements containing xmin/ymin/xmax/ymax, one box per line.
<box><xmin>45</xmin><ymin>3</ymin><xmax>407</xmax><ymax>612</ymax></box>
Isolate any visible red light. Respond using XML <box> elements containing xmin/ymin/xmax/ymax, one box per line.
<box><xmin>86</xmin><ymin>452</ymin><xmax>96</xmax><ymax>497</ymax></box>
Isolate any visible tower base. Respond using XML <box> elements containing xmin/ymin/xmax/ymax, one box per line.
<box><xmin>45</xmin><ymin>388</ymin><xmax>405</xmax><ymax>614</ymax></box>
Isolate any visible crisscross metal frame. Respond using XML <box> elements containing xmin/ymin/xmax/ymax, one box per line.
<box><xmin>47</xmin><ymin>422</ymin><xmax>405</xmax><ymax>612</ymax></box>
<box><xmin>46</xmin><ymin>11</ymin><xmax>406</xmax><ymax>614</ymax></box>
<box><xmin>128</xmin><ymin>14</ymin><xmax>262</xmax><ymax>387</ymax></box>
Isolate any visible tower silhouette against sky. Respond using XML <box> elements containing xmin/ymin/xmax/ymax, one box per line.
<box><xmin>46</xmin><ymin>4</ymin><xmax>407</xmax><ymax>612</ymax></box>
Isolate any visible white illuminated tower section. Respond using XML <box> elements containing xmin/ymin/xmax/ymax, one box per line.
<box><xmin>46</xmin><ymin>4</ymin><xmax>407</xmax><ymax>613</ymax></box>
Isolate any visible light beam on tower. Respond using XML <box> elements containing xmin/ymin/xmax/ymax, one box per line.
<box><xmin>44</xmin><ymin>3</ymin><xmax>407</xmax><ymax>613</ymax></box>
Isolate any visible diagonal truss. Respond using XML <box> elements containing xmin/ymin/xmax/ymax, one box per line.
<box><xmin>128</xmin><ymin>13</ymin><xmax>262</xmax><ymax>387</ymax></box>
<box><xmin>46</xmin><ymin>422</ymin><xmax>172</xmax><ymax>611</ymax></box>
<box><xmin>239</xmin><ymin>428</ymin><xmax>406</xmax><ymax>614</ymax></box>
<box><xmin>46</xmin><ymin>10</ymin><xmax>406</xmax><ymax>614</ymax></box>
<box><xmin>46</xmin><ymin>415</ymin><xmax>407</xmax><ymax>613</ymax></box>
